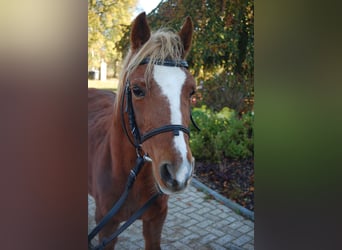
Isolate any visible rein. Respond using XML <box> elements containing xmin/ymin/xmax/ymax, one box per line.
<box><xmin>88</xmin><ymin>154</ymin><xmax>160</xmax><ymax>250</ymax></box>
<box><xmin>88</xmin><ymin>58</ymin><xmax>200</xmax><ymax>250</ymax></box>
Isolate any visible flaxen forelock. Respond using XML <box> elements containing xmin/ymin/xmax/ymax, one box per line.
<box><xmin>116</xmin><ymin>29</ymin><xmax>185</xmax><ymax>104</ymax></box>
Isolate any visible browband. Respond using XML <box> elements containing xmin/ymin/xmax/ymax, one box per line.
<box><xmin>139</xmin><ymin>58</ymin><xmax>189</xmax><ymax>69</ymax></box>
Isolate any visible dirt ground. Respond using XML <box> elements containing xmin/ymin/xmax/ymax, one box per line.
<box><xmin>194</xmin><ymin>157</ymin><xmax>254</xmax><ymax>211</ymax></box>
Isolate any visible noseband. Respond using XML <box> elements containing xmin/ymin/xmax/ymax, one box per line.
<box><xmin>120</xmin><ymin>58</ymin><xmax>199</xmax><ymax>153</ymax></box>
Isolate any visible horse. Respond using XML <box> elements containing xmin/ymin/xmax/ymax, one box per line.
<box><xmin>88</xmin><ymin>12</ymin><xmax>196</xmax><ymax>249</ymax></box>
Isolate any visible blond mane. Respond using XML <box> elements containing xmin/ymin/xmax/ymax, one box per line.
<box><xmin>116</xmin><ymin>29</ymin><xmax>185</xmax><ymax>106</ymax></box>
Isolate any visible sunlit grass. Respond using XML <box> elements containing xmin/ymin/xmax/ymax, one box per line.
<box><xmin>88</xmin><ymin>78</ymin><xmax>118</xmax><ymax>92</ymax></box>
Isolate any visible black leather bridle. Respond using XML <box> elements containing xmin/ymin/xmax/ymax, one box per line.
<box><xmin>121</xmin><ymin>57</ymin><xmax>200</xmax><ymax>155</ymax></box>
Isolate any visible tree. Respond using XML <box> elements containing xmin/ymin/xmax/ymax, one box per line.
<box><xmin>88</xmin><ymin>0</ymin><xmax>137</xmax><ymax>77</ymax></box>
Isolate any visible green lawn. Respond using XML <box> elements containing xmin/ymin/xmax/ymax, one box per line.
<box><xmin>88</xmin><ymin>78</ymin><xmax>118</xmax><ymax>92</ymax></box>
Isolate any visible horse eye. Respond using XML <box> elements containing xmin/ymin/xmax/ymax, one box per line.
<box><xmin>132</xmin><ymin>86</ymin><xmax>145</xmax><ymax>98</ymax></box>
<box><xmin>189</xmin><ymin>89</ymin><xmax>196</xmax><ymax>97</ymax></box>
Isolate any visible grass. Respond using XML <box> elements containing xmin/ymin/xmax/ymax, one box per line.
<box><xmin>203</xmin><ymin>191</ymin><xmax>213</xmax><ymax>201</ymax></box>
<box><xmin>88</xmin><ymin>78</ymin><xmax>118</xmax><ymax>92</ymax></box>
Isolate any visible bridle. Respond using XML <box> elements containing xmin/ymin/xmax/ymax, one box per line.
<box><xmin>120</xmin><ymin>57</ymin><xmax>200</xmax><ymax>156</ymax></box>
<box><xmin>88</xmin><ymin>58</ymin><xmax>200</xmax><ymax>250</ymax></box>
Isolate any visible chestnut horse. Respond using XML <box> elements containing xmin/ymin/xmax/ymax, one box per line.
<box><xmin>88</xmin><ymin>12</ymin><xmax>196</xmax><ymax>249</ymax></box>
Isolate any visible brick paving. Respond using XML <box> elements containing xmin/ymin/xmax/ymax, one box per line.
<box><xmin>88</xmin><ymin>181</ymin><xmax>254</xmax><ymax>249</ymax></box>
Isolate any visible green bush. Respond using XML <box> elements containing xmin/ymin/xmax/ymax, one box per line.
<box><xmin>190</xmin><ymin>106</ymin><xmax>253</xmax><ymax>162</ymax></box>
<box><xmin>195</xmin><ymin>72</ymin><xmax>254</xmax><ymax>115</ymax></box>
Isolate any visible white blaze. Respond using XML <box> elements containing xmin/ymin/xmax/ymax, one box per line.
<box><xmin>153</xmin><ymin>65</ymin><xmax>190</xmax><ymax>183</ymax></box>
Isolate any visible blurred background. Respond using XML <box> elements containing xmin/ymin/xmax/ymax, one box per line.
<box><xmin>1</xmin><ymin>0</ymin><xmax>341</xmax><ymax>249</ymax></box>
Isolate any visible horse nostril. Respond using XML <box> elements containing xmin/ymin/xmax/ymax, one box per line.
<box><xmin>160</xmin><ymin>163</ymin><xmax>185</xmax><ymax>191</ymax></box>
<box><xmin>160</xmin><ymin>163</ymin><xmax>173</xmax><ymax>184</ymax></box>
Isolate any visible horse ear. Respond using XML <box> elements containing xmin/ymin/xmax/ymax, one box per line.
<box><xmin>178</xmin><ymin>16</ymin><xmax>193</xmax><ymax>58</ymax></box>
<box><xmin>131</xmin><ymin>12</ymin><xmax>151</xmax><ymax>51</ymax></box>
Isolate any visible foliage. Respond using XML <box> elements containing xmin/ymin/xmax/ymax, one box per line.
<box><xmin>117</xmin><ymin>0</ymin><xmax>254</xmax><ymax>113</ymax></box>
<box><xmin>88</xmin><ymin>0</ymin><xmax>137</xmax><ymax>76</ymax></box>
<box><xmin>190</xmin><ymin>106</ymin><xmax>254</xmax><ymax>162</ymax></box>
<box><xmin>195</xmin><ymin>71</ymin><xmax>254</xmax><ymax>112</ymax></box>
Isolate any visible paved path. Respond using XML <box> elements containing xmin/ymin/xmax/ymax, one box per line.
<box><xmin>88</xmin><ymin>181</ymin><xmax>254</xmax><ymax>249</ymax></box>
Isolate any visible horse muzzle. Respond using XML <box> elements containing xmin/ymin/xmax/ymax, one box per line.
<box><xmin>157</xmin><ymin>157</ymin><xmax>194</xmax><ymax>194</ymax></box>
